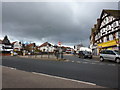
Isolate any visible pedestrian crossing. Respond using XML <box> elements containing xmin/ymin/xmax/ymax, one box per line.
<box><xmin>63</xmin><ymin>59</ymin><xmax>117</xmax><ymax>66</ymax></box>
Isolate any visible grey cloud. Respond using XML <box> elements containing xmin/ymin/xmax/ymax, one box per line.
<box><xmin>2</xmin><ymin>2</ymin><xmax>118</xmax><ymax>46</ymax></box>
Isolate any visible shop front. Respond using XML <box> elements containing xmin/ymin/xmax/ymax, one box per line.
<box><xmin>97</xmin><ymin>39</ymin><xmax>119</xmax><ymax>54</ymax></box>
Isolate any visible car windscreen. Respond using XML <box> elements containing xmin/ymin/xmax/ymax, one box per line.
<box><xmin>83</xmin><ymin>51</ymin><xmax>91</xmax><ymax>54</ymax></box>
<box><xmin>114</xmin><ymin>50</ymin><xmax>120</xmax><ymax>55</ymax></box>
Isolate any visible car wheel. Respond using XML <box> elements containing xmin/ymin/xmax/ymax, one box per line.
<box><xmin>89</xmin><ymin>57</ymin><xmax>92</xmax><ymax>59</ymax></box>
<box><xmin>100</xmin><ymin>57</ymin><xmax>104</xmax><ymax>62</ymax></box>
<box><xmin>83</xmin><ymin>56</ymin><xmax>85</xmax><ymax>59</ymax></box>
<box><xmin>116</xmin><ymin>58</ymin><xmax>120</xmax><ymax>64</ymax></box>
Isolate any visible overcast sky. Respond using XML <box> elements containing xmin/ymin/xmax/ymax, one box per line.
<box><xmin>2</xmin><ymin>2</ymin><xmax>118</xmax><ymax>47</ymax></box>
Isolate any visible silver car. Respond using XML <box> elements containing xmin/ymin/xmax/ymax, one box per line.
<box><xmin>100</xmin><ymin>50</ymin><xmax>120</xmax><ymax>63</ymax></box>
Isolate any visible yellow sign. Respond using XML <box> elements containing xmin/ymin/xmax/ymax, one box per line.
<box><xmin>97</xmin><ymin>39</ymin><xmax>118</xmax><ymax>48</ymax></box>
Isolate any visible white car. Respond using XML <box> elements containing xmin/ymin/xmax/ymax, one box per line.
<box><xmin>13</xmin><ymin>52</ymin><xmax>18</xmax><ymax>56</ymax></box>
<box><xmin>100</xmin><ymin>50</ymin><xmax>120</xmax><ymax>63</ymax></box>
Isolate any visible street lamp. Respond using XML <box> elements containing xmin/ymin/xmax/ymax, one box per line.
<box><xmin>47</xmin><ymin>44</ymin><xmax>49</xmax><ymax>58</ymax></box>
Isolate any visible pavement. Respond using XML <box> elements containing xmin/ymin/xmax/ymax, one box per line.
<box><xmin>2</xmin><ymin>66</ymin><xmax>105</xmax><ymax>88</ymax></box>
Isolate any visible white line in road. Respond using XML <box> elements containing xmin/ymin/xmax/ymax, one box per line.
<box><xmin>10</xmin><ymin>68</ymin><xmax>16</xmax><ymax>70</ymax></box>
<box><xmin>32</xmin><ymin>72</ymin><xmax>96</xmax><ymax>86</ymax></box>
<box><xmin>72</xmin><ymin>61</ymin><xmax>74</xmax><ymax>62</ymax></box>
<box><xmin>94</xmin><ymin>61</ymin><xmax>100</xmax><ymax>63</ymax></box>
<box><xmin>84</xmin><ymin>59</ymin><xmax>90</xmax><ymax>62</ymax></box>
<box><xmin>77</xmin><ymin>61</ymin><xmax>81</xmax><ymax>63</ymax></box>
<box><xmin>82</xmin><ymin>62</ymin><xmax>88</xmax><ymax>64</ymax></box>
<box><xmin>107</xmin><ymin>64</ymin><xmax>116</xmax><ymax>66</ymax></box>
<box><xmin>64</xmin><ymin>60</ymin><xmax>70</xmax><ymax>62</ymax></box>
<box><xmin>91</xmin><ymin>63</ymin><xmax>96</xmax><ymax>64</ymax></box>
<box><xmin>99</xmin><ymin>63</ymin><xmax>105</xmax><ymax>65</ymax></box>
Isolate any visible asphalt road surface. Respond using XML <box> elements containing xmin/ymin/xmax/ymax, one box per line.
<box><xmin>2</xmin><ymin>55</ymin><xmax>120</xmax><ymax>88</ymax></box>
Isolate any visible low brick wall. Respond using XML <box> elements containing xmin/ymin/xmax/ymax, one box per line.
<box><xmin>1</xmin><ymin>53</ymin><xmax>11</xmax><ymax>56</ymax></box>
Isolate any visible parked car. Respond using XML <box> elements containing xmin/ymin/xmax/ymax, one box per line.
<box><xmin>66</xmin><ymin>49</ymin><xmax>72</xmax><ymax>54</ymax></box>
<box><xmin>100</xmin><ymin>50</ymin><xmax>120</xmax><ymax>63</ymax></box>
<box><xmin>13</xmin><ymin>52</ymin><xmax>18</xmax><ymax>56</ymax></box>
<box><xmin>78</xmin><ymin>51</ymin><xmax>92</xmax><ymax>59</ymax></box>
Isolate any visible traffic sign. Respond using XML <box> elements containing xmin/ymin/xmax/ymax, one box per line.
<box><xmin>58</xmin><ymin>41</ymin><xmax>61</xmax><ymax>45</ymax></box>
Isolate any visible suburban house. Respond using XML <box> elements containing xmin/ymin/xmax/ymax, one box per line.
<box><xmin>38</xmin><ymin>42</ymin><xmax>55</xmax><ymax>53</ymax></box>
<box><xmin>12</xmin><ymin>41</ymin><xmax>22</xmax><ymax>51</ymax></box>
<box><xmin>2</xmin><ymin>35</ymin><xmax>13</xmax><ymax>55</ymax></box>
<box><xmin>25</xmin><ymin>43</ymin><xmax>36</xmax><ymax>53</ymax></box>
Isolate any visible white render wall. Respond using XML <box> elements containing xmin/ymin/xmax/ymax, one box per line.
<box><xmin>79</xmin><ymin>47</ymin><xmax>92</xmax><ymax>52</ymax></box>
<box><xmin>39</xmin><ymin>46</ymin><xmax>55</xmax><ymax>52</ymax></box>
<box><xmin>13</xmin><ymin>41</ymin><xmax>22</xmax><ymax>51</ymax></box>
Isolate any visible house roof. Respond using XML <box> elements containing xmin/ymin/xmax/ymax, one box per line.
<box><xmin>61</xmin><ymin>46</ymin><xmax>72</xmax><ymax>49</ymax></box>
<box><xmin>104</xmin><ymin>9</ymin><xmax>120</xmax><ymax>18</ymax></box>
<box><xmin>12</xmin><ymin>41</ymin><xmax>22</xmax><ymax>45</ymax></box>
<box><xmin>97</xmin><ymin>9</ymin><xmax>120</xmax><ymax>31</ymax></box>
<box><xmin>2</xmin><ymin>35</ymin><xmax>11</xmax><ymax>45</ymax></box>
<box><xmin>39</xmin><ymin>42</ymin><xmax>52</xmax><ymax>48</ymax></box>
<box><xmin>27</xmin><ymin>43</ymin><xmax>35</xmax><ymax>47</ymax></box>
<box><xmin>12</xmin><ymin>41</ymin><xmax>17</xmax><ymax>45</ymax></box>
<box><xmin>101</xmin><ymin>9</ymin><xmax>120</xmax><ymax>19</ymax></box>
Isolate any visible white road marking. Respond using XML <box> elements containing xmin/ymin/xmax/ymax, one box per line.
<box><xmin>82</xmin><ymin>62</ymin><xmax>88</xmax><ymax>64</ymax></box>
<box><xmin>72</xmin><ymin>61</ymin><xmax>74</xmax><ymax>62</ymax></box>
<box><xmin>94</xmin><ymin>61</ymin><xmax>100</xmax><ymax>63</ymax></box>
<box><xmin>32</xmin><ymin>72</ymin><xmax>96</xmax><ymax>86</ymax></box>
<box><xmin>2</xmin><ymin>66</ymin><xmax>17</xmax><ymax>70</ymax></box>
<box><xmin>99</xmin><ymin>63</ymin><xmax>105</xmax><ymax>65</ymax></box>
<box><xmin>84</xmin><ymin>59</ymin><xmax>90</xmax><ymax>62</ymax></box>
<box><xmin>10</xmin><ymin>67</ymin><xmax>16</xmax><ymax>70</ymax></box>
<box><xmin>108</xmin><ymin>64</ymin><xmax>115</xmax><ymax>66</ymax></box>
<box><xmin>84</xmin><ymin>59</ymin><xmax>100</xmax><ymax>63</ymax></box>
<box><xmin>91</xmin><ymin>63</ymin><xmax>96</xmax><ymax>64</ymax></box>
<box><xmin>77</xmin><ymin>61</ymin><xmax>81</xmax><ymax>63</ymax></box>
<box><xmin>64</xmin><ymin>60</ymin><xmax>70</xmax><ymax>62</ymax></box>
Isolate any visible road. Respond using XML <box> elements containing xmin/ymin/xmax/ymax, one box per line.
<box><xmin>2</xmin><ymin>55</ymin><xmax>120</xmax><ymax>88</ymax></box>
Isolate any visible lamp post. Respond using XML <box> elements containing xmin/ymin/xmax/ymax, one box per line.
<box><xmin>47</xmin><ymin>44</ymin><xmax>49</xmax><ymax>58</ymax></box>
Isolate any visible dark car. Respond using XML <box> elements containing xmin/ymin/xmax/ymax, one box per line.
<box><xmin>78</xmin><ymin>51</ymin><xmax>92</xmax><ymax>59</ymax></box>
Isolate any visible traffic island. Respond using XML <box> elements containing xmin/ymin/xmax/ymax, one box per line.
<box><xmin>92</xmin><ymin>55</ymin><xmax>100</xmax><ymax>61</ymax></box>
<box><xmin>18</xmin><ymin>55</ymin><xmax>67</xmax><ymax>62</ymax></box>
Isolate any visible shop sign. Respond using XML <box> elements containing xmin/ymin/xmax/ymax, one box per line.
<box><xmin>98</xmin><ymin>39</ymin><xmax>117</xmax><ymax>48</ymax></box>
